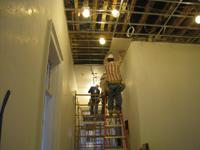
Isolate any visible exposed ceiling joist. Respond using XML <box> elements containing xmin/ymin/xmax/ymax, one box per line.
<box><xmin>63</xmin><ymin>0</ymin><xmax>200</xmax><ymax>65</ymax></box>
<box><xmin>100</xmin><ymin>0</ymin><xmax>109</xmax><ymax>31</ymax></box>
<box><xmin>107</xmin><ymin>0</ymin><xmax>118</xmax><ymax>32</ymax></box>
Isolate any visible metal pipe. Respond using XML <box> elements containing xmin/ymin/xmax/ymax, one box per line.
<box><xmin>69</xmin><ymin>31</ymin><xmax>200</xmax><ymax>39</ymax></box>
<box><xmin>73</xmin><ymin>53</ymin><xmax>106</xmax><ymax>55</ymax></box>
<box><xmin>73</xmin><ymin>64</ymin><xmax>103</xmax><ymax>66</ymax></box>
<box><xmin>76</xmin><ymin>94</ymin><xmax>101</xmax><ymax>96</ymax></box>
<box><xmin>65</xmin><ymin>8</ymin><xmax>197</xmax><ymax>19</ymax></box>
<box><xmin>74</xmin><ymin>59</ymin><xmax>104</xmax><ymax>61</ymax></box>
<box><xmin>67</xmin><ymin>21</ymin><xmax>200</xmax><ymax>30</ymax></box>
<box><xmin>71</xmin><ymin>39</ymin><xmax>112</xmax><ymax>42</ymax></box>
<box><xmin>154</xmin><ymin>0</ymin><xmax>183</xmax><ymax>41</ymax></box>
<box><xmin>112</xmin><ymin>0</ymin><xmax>124</xmax><ymax>38</ymax></box>
<box><xmin>72</xmin><ymin>40</ymin><xmax>200</xmax><ymax>54</ymax></box>
<box><xmin>149</xmin><ymin>0</ymin><xmax>200</xmax><ymax>5</ymax></box>
<box><xmin>190</xmin><ymin>33</ymin><xmax>200</xmax><ymax>44</ymax></box>
<box><xmin>71</xmin><ymin>46</ymin><xmax>110</xmax><ymax>49</ymax></box>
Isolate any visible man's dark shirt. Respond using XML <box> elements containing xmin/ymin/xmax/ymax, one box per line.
<box><xmin>88</xmin><ymin>86</ymin><xmax>100</xmax><ymax>99</ymax></box>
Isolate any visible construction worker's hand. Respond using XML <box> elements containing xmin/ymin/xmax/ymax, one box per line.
<box><xmin>119</xmin><ymin>49</ymin><xmax>125</xmax><ymax>53</ymax></box>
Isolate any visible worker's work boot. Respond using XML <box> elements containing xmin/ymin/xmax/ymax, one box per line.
<box><xmin>109</xmin><ymin>110</ymin><xmax>113</xmax><ymax>116</ymax></box>
<box><xmin>116</xmin><ymin>110</ymin><xmax>121</xmax><ymax>115</ymax></box>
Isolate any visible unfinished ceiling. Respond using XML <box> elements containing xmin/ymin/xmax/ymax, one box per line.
<box><xmin>64</xmin><ymin>0</ymin><xmax>200</xmax><ymax>65</ymax></box>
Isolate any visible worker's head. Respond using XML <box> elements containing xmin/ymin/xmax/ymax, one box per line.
<box><xmin>107</xmin><ymin>54</ymin><xmax>114</xmax><ymax>62</ymax></box>
<box><xmin>95</xmin><ymin>84</ymin><xmax>99</xmax><ymax>87</ymax></box>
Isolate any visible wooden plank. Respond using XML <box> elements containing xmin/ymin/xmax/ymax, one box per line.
<box><xmin>107</xmin><ymin>0</ymin><xmax>118</xmax><ymax>32</ymax></box>
<box><xmin>135</xmin><ymin>1</ymin><xmax>155</xmax><ymax>34</ymax></box>
<box><xmin>120</xmin><ymin>0</ymin><xmax>137</xmax><ymax>33</ymax></box>
<box><xmin>73</xmin><ymin>50</ymin><xmax>108</xmax><ymax>53</ymax></box>
<box><xmin>121</xmin><ymin>1</ymin><xmax>128</xmax><ymax>14</ymax></box>
<box><xmin>145</xmin><ymin>3</ymin><xmax>171</xmax><ymax>34</ymax></box>
<box><xmin>105</xmin><ymin>136</ymin><xmax>125</xmax><ymax>138</ymax></box>
<box><xmin>71</xmin><ymin>41</ymin><xmax>111</xmax><ymax>47</ymax></box>
<box><xmin>75</xmin><ymin>135</ymin><xmax>104</xmax><ymax>137</ymax></box>
<box><xmin>69</xmin><ymin>33</ymin><xmax>113</xmax><ymax>39</ymax></box>
<box><xmin>164</xmin><ymin>2</ymin><xmax>196</xmax><ymax>38</ymax></box>
<box><xmin>92</xmin><ymin>0</ymin><xmax>98</xmax><ymax>33</ymax></box>
<box><xmin>100</xmin><ymin>0</ymin><xmax>109</xmax><ymax>31</ymax></box>
<box><xmin>174</xmin><ymin>19</ymin><xmax>195</xmax><ymax>42</ymax></box>
<box><xmin>74</xmin><ymin>0</ymin><xmax>80</xmax><ymax>31</ymax></box>
<box><xmin>186</xmin><ymin>31</ymin><xmax>200</xmax><ymax>43</ymax></box>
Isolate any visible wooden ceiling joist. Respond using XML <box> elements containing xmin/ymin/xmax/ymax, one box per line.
<box><xmin>64</xmin><ymin>0</ymin><xmax>200</xmax><ymax>64</ymax></box>
<box><xmin>74</xmin><ymin>0</ymin><xmax>80</xmax><ymax>31</ymax></box>
<box><xmin>69</xmin><ymin>34</ymin><xmax>113</xmax><ymax>39</ymax></box>
<box><xmin>174</xmin><ymin>19</ymin><xmax>196</xmax><ymax>42</ymax></box>
<box><xmin>71</xmin><ymin>42</ymin><xmax>111</xmax><ymax>47</ymax></box>
<box><xmin>100</xmin><ymin>0</ymin><xmax>109</xmax><ymax>31</ymax></box>
<box><xmin>120</xmin><ymin>0</ymin><xmax>137</xmax><ymax>33</ymax></box>
<box><xmin>146</xmin><ymin>3</ymin><xmax>171</xmax><ymax>36</ymax></box>
<box><xmin>135</xmin><ymin>1</ymin><xmax>155</xmax><ymax>34</ymax></box>
<box><xmin>92</xmin><ymin>0</ymin><xmax>98</xmax><ymax>33</ymax></box>
<box><xmin>164</xmin><ymin>2</ymin><xmax>196</xmax><ymax>39</ymax></box>
<box><xmin>73</xmin><ymin>50</ymin><xmax>108</xmax><ymax>53</ymax></box>
<box><xmin>186</xmin><ymin>31</ymin><xmax>200</xmax><ymax>43</ymax></box>
<box><xmin>107</xmin><ymin>0</ymin><xmax>118</xmax><ymax>32</ymax></box>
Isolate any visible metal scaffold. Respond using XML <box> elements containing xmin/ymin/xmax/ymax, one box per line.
<box><xmin>74</xmin><ymin>92</ymin><xmax>128</xmax><ymax>150</ymax></box>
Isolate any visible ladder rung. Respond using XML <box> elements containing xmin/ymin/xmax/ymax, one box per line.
<box><xmin>105</xmin><ymin>124</ymin><xmax>123</xmax><ymax>128</ymax></box>
<box><xmin>105</xmin><ymin>146</ymin><xmax>124</xmax><ymax>148</ymax></box>
<box><xmin>105</xmin><ymin>148</ymin><xmax>127</xmax><ymax>150</ymax></box>
<box><xmin>106</xmin><ymin>114</ymin><xmax>121</xmax><ymax>117</ymax></box>
<box><xmin>105</xmin><ymin>136</ymin><xmax>125</xmax><ymax>139</ymax></box>
<box><xmin>80</xmin><ymin>121</ymin><xmax>104</xmax><ymax>123</ymax></box>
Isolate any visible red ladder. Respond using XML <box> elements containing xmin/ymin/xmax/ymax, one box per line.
<box><xmin>103</xmin><ymin>97</ymin><xmax>128</xmax><ymax>150</ymax></box>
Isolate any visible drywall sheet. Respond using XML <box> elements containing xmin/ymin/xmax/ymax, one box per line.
<box><xmin>109</xmin><ymin>37</ymin><xmax>132</xmax><ymax>61</ymax></box>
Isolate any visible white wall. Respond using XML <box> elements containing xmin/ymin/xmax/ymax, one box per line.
<box><xmin>121</xmin><ymin>41</ymin><xmax>200</xmax><ymax>150</ymax></box>
<box><xmin>0</xmin><ymin>0</ymin><xmax>77</xmax><ymax>150</ymax></box>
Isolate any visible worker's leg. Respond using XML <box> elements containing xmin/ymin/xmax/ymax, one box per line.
<box><xmin>108</xmin><ymin>84</ymin><xmax>115</xmax><ymax>112</ymax></box>
<box><xmin>93</xmin><ymin>97</ymin><xmax>98</xmax><ymax>114</ymax></box>
<box><xmin>95</xmin><ymin>101</ymin><xmax>98</xmax><ymax>114</ymax></box>
<box><xmin>115</xmin><ymin>83</ymin><xmax>122</xmax><ymax>111</ymax></box>
<box><xmin>101</xmin><ymin>96</ymin><xmax>105</xmax><ymax>114</ymax></box>
<box><xmin>90</xmin><ymin>99</ymin><xmax>95</xmax><ymax>115</ymax></box>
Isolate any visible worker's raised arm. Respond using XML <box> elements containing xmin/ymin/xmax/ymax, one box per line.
<box><xmin>103</xmin><ymin>51</ymin><xmax>110</xmax><ymax>65</ymax></box>
<box><xmin>118</xmin><ymin>49</ymin><xmax>125</xmax><ymax>64</ymax></box>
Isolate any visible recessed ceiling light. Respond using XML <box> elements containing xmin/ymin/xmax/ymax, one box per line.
<box><xmin>112</xmin><ymin>9</ymin><xmax>119</xmax><ymax>18</ymax></box>
<box><xmin>82</xmin><ymin>7</ymin><xmax>90</xmax><ymax>18</ymax></box>
<box><xmin>99</xmin><ymin>38</ymin><xmax>106</xmax><ymax>45</ymax></box>
<box><xmin>195</xmin><ymin>15</ymin><xmax>200</xmax><ymax>24</ymax></box>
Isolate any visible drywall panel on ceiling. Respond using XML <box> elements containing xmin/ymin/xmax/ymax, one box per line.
<box><xmin>109</xmin><ymin>37</ymin><xmax>132</xmax><ymax>61</ymax></box>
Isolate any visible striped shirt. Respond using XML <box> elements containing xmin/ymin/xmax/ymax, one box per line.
<box><xmin>103</xmin><ymin>53</ymin><xmax>122</xmax><ymax>82</ymax></box>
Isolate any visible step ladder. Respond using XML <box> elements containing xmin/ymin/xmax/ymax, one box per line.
<box><xmin>103</xmin><ymin>97</ymin><xmax>128</xmax><ymax>150</ymax></box>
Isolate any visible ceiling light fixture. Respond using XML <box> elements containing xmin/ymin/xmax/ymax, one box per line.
<box><xmin>195</xmin><ymin>15</ymin><xmax>200</xmax><ymax>24</ymax></box>
<box><xmin>99</xmin><ymin>38</ymin><xmax>106</xmax><ymax>45</ymax></box>
<box><xmin>112</xmin><ymin>9</ymin><xmax>119</xmax><ymax>18</ymax></box>
<box><xmin>82</xmin><ymin>7</ymin><xmax>90</xmax><ymax>18</ymax></box>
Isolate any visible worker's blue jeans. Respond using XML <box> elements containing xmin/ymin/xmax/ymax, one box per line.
<box><xmin>90</xmin><ymin>98</ymin><xmax>98</xmax><ymax>115</ymax></box>
<box><xmin>108</xmin><ymin>83</ymin><xmax>122</xmax><ymax>111</ymax></box>
<box><xmin>101</xmin><ymin>95</ymin><xmax>105</xmax><ymax>114</ymax></box>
